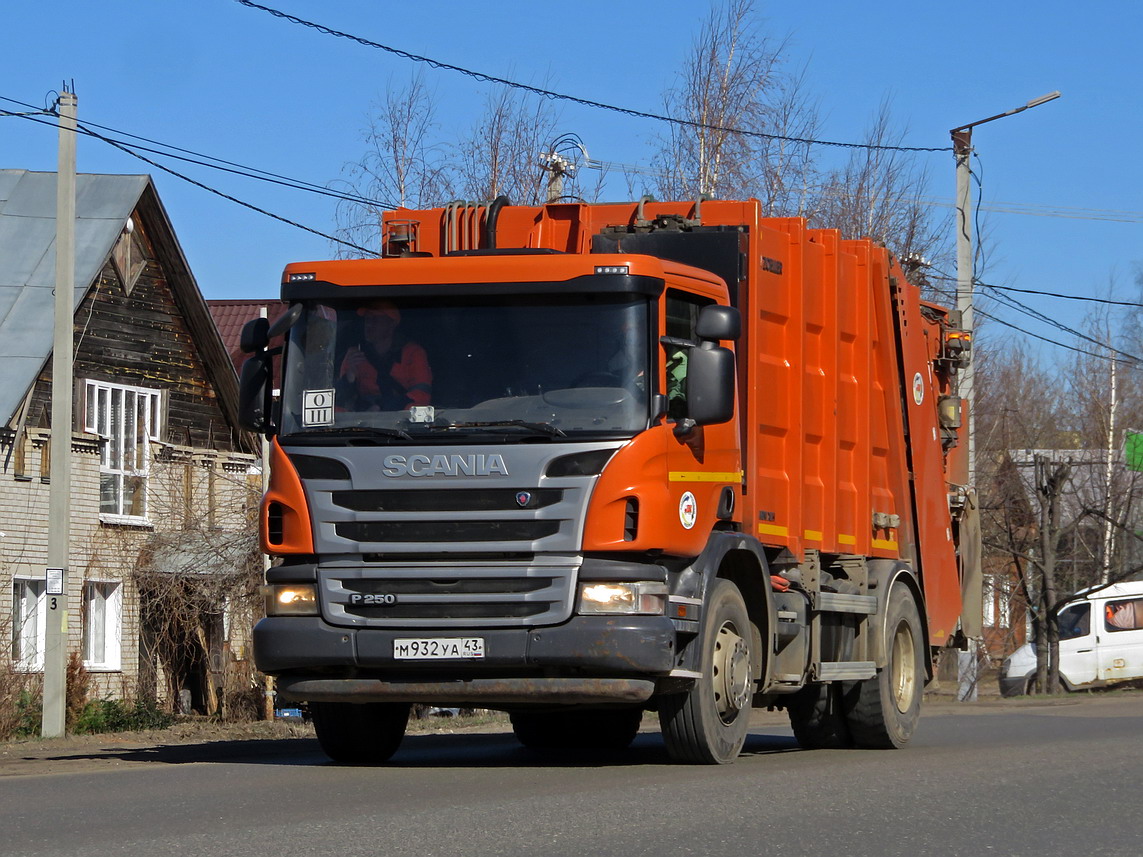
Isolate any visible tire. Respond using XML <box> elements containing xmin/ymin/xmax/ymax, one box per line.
<box><xmin>309</xmin><ymin>701</ymin><xmax>410</xmax><ymax>764</ymax></box>
<box><xmin>659</xmin><ymin>579</ymin><xmax>754</xmax><ymax>764</ymax></box>
<box><xmin>842</xmin><ymin>582</ymin><xmax>924</xmax><ymax>749</ymax></box>
<box><xmin>510</xmin><ymin>708</ymin><xmax>643</xmax><ymax>751</ymax></box>
<box><xmin>787</xmin><ymin>681</ymin><xmax>853</xmax><ymax>749</ymax></box>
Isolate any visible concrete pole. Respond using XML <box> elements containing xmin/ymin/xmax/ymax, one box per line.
<box><xmin>952</xmin><ymin>129</ymin><xmax>979</xmax><ymax>702</ymax></box>
<box><xmin>42</xmin><ymin>90</ymin><xmax>77</xmax><ymax>738</ymax></box>
<box><xmin>953</xmin><ymin>129</ymin><xmax>975</xmax><ymax>486</ymax></box>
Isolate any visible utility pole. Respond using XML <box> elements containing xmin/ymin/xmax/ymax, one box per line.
<box><xmin>948</xmin><ymin>90</ymin><xmax>1060</xmax><ymax>704</ymax></box>
<box><xmin>43</xmin><ymin>88</ymin><xmax>77</xmax><ymax>738</ymax></box>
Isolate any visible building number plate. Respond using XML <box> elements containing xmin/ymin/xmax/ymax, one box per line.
<box><xmin>393</xmin><ymin>637</ymin><xmax>485</xmax><ymax>660</ymax></box>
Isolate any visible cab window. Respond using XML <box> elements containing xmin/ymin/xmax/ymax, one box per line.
<box><xmin>1105</xmin><ymin>598</ymin><xmax>1143</xmax><ymax>632</ymax></box>
<box><xmin>663</xmin><ymin>291</ymin><xmax>713</xmax><ymax>420</ymax></box>
<box><xmin>1058</xmin><ymin>603</ymin><xmax>1091</xmax><ymax>641</ymax></box>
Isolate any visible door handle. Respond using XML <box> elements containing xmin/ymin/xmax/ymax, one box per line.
<box><xmin>1076</xmin><ymin>648</ymin><xmax>1093</xmax><ymax>653</ymax></box>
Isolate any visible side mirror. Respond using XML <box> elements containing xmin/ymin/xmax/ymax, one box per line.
<box><xmin>240</xmin><ymin>317</ymin><xmax>270</xmax><ymax>354</ymax></box>
<box><xmin>238</xmin><ymin>352</ymin><xmax>273</xmax><ymax>434</ymax></box>
<box><xmin>686</xmin><ymin>343</ymin><xmax>735</xmax><ymax>427</ymax></box>
<box><xmin>696</xmin><ymin>305</ymin><xmax>740</xmax><ymax>342</ymax></box>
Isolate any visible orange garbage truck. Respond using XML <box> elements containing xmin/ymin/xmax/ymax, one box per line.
<box><xmin>241</xmin><ymin>197</ymin><xmax>979</xmax><ymax>764</ymax></box>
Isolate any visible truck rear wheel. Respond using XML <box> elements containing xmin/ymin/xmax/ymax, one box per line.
<box><xmin>787</xmin><ymin>682</ymin><xmax>852</xmax><ymax>749</ymax></box>
<box><xmin>842</xmin><ymin>583</ymin><xmax>923</xmax><ymax>748</ymax></box>
<box><xmin>510</xmin><ymin>708</ymin><xmax>642</xmax><ymax>750</ymax></box>
<box><xmin>310</xmin><ymin>701</ymin><xmax>410</xmax><ymax>764</ymax></box>
<box><xmin>659</xmin><ymin>579</ymin><xmax>754</xmax><ymax>764</ymax></box>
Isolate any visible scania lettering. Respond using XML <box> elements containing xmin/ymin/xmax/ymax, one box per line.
<box><xmin>381</xmin><ymin>453</ymin><xmax>510</xmax><ymax>478</ymax></box>
<box><xmin>243</xmin><ymin>198</ymin><xmax>978</xmax><ymax>765</ymax></box>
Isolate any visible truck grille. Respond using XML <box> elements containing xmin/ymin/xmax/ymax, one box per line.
<box><xmin>335</xmin><ymin>520</ymin><xmax>560</xmax><ymax>543</ymax></box>
<box><xmin>332</xmin><ymin>488</ymin><xmax>562</xmax><ymax>512</ymax></box>
<box><xmin>322</xmin><ymin>565</ymin><xmax>574</xmax><ymax>628</ymax></box>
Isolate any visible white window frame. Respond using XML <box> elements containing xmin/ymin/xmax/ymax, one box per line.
<box><xmin>84</xmin><ymin>380</ymin><xmax>163</xmax><ymax>523</ymax></box>
<box><xmin>82</xmin><ymin>580</ymin><xmax>123</xmax><ymax>671</ymax></box>
<box><xmin>12</xmin><ymin>578</ymin><xmax>46</xmax><ymax>672</ymax></box>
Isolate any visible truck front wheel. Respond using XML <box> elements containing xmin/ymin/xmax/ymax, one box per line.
<box><xmin>659</xmin><ymin>579</ymin><xmax>754</xmax><ymax>764</ymax></box>
<box><xmin>310</xmin><ymin>701</ymin><xmax>411</xmax><ymax>764</ymax></box>
<box><xmin>842</xmin><ymin>583</ymin><xmax>923</xmax><ymax>748</ymax></box>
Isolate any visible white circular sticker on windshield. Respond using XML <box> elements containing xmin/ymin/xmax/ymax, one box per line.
<box><xmin>679</xmin><ymin>491</ymin><xmax>698</xmax><ymax>529</ymax></box>
<box><xmin>912</xmin><ymin>372</ymin><xmax>924</xmax><ymax>406</ymax></box>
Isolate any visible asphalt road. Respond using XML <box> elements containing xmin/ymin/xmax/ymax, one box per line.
<box><xmin>2</xmin><ymin>696</ymin><xmax>1141</xmax><ymax>857</ymax></box>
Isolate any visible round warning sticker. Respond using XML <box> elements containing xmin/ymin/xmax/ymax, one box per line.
<box><xmin>912</xmin><ymin>372</ymin><xmax>924</xmax><ymax>406</ymax></box>
<box><xmin>679</xmin><ymin>491</ymin><xmax>698</xmax><ymax>530</ymax></box>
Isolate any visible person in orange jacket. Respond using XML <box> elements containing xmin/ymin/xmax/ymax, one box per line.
<box><xmin>338</xmin><ymin>301</ymin><xmax>432</xmax><ymax>411</ymax></box>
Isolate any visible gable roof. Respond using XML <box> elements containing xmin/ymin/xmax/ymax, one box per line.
<box><xmin>0</xmin><ymin>170</ymin><xmax>151</xmax><ymax>422</ymax></box>
<box><xmin>0</xmin><ymin>169</ymin><xmax>245</xmax><ymax>445</ymax></box>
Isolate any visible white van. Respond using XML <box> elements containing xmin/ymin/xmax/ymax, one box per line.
<box><xmin>999</xmin><ymin>580</ymin><xmax>1143</xmax><ymax>696</ymax></box>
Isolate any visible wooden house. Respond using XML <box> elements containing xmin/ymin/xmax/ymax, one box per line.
<box><xmin>0</xmin><ymin>170</ymin><xmax>259</xmax><ymax>720</ymax></box>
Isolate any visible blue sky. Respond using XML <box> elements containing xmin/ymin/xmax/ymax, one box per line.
<box><xmin>2</xmin><ymin>1</ymin><xmax>1140</xmax><ymax>362</ymax></box>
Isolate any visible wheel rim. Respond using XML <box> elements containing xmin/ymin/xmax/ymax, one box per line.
<box><xmin>712</xmin><ymin>620</ymin><xmax>751</xmax><ymax>724</ymax></box>
<box><xmin>889</xmin><ymin>618</ymin><xmax>918</xmax><ymax>713</ymax></box>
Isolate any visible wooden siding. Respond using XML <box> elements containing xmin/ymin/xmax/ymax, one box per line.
<box><xmin>26</xmin><ymin>215</ymin><xmax>240</xmax><ymax>452</ymax></box>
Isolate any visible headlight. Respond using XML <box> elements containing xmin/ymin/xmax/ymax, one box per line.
<box><xmin>263</xmin><ymin>584</ymin><xmax>319</xmax><ymax>616</ymax></box>
<box><xmin>577</xmin><ymin>581</ymin><xmax>668</xmax><ymax>615</ymax></box>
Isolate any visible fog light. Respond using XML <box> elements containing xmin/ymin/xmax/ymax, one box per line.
<box><xmin>263</xmin><ymin>584</ymin><xmax>318</xmax><ymax>616</ymax></box>
<box><xmin>577</xmin><ymin>581</ymin><xmax>667</xmax><ymax>615</ymax></box>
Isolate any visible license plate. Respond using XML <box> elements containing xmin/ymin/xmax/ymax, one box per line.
<box><xmin>393</xmin><ymin>637</ymin><xmax>485</xmax><ymax>660</ymax></box>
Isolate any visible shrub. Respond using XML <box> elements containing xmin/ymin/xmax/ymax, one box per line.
<box><xmin>73</xmin><ymin>697</ymin><xmax>175</xmax><ymax>735</ymax></box>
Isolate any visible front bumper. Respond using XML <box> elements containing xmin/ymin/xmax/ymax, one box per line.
<box><xmin>254</xmin><ymin>613</ymin><xmax>677</xmax><ymax>704</ymax></box>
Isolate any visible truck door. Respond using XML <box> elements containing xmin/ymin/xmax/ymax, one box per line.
<box><xmin>1096</xmin><ymin>594</ymin><xmax>1143</xmax><ymax>683</ymax></box>
<box><xmin>1056</xmin><ymin>602</ymin><xmax>1098</xmax><ymax>688</ymax></box>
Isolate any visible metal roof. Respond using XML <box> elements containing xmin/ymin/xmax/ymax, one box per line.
<box><xmin>0</xmin><ymin>169</ymin><xmax>150</xmax><ymax>422</ymax></box>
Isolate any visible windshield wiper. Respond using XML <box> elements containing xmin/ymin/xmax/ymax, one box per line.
<box><xmin>289</xmin><ymin>426</ymin><xmax>414</xmax><ymax>441</ymax></box>
<box><xmin>430</xmin><ymin>419</ymin><xmax>566</xmax><ymax>438</ymax></box>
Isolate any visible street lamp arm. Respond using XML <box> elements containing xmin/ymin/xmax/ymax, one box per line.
<box><xmin>949</xmin><ymin>91</ymin><xmax>1061</xmax><ymax>136</ymax></box>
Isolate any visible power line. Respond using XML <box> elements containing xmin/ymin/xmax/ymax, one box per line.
<box><xmin>2</xmin><ymin>92</ymin><xmax>375</xmax><ymax>254</ymax></box>
<box><xmin>78</xmin><ymin>120</ymin><xmax>375</xmax><ymax>254</ymax></box>
<box><xmin>234</xmin><ymin>0</ymin><xmax>950</xmax><ymax>155</ymax></box>
<box><xmin>928</xmin><ymin>273</ymin><xmax>1143</xmax><ymax>308</ymax></box>
<box><xmin>931</xmin><ymin>263</ymin><xmax>1142</xmax><ymax>363</ymax></box>
<box><xmin>1</xmin><ymin>94</ymin><xmax>393</xmax><ymax>211</ymax></box>
<box><xmin>927</xmin><ymin>281</ymin><xmax>1139</xmax><ymax>365</ymax></box>
<box><xmin>975</xmin><ymin>305</ymin><xmax>1136</xmax><ymax>364</ymax></box>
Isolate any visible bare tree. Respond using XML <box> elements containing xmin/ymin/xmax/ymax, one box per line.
<box><xmin>651</xmin><ymin>0</ymin><xmax>793</xmax><ymax>201</ymax></box>
<box><xmin>754</xmin><ymin>63</ymin><xmax>821</xmax><ymax>217</ymax></box>
<box><xmin>809</xmin><ymin>100</ymin><xmax>948</xmax><ymax>272</ymax></box>
<box><xmin>334</xmin><ymin>73</ymin><xmax>452</xmax><ymax>254</ymax></box>
<box><xmin>454</xmin><ymin>85</ymin><xmax>561</xmax><ymax>206</ymax></box>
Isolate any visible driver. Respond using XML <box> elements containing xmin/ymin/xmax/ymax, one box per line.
<box><xmin>338</xmin><ymin>301</ymin><xmax>432</xmax><ymax>411</ymax></box>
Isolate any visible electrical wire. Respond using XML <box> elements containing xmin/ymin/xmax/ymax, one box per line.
<box><xmin>928</xmin><ymin>272</ymin><xmax>1143</xmax><ymax>309</ymax></box>
<box><xmin>234</xmin><ymin>0</ymin><xmax>951</xmax><ymax>155</ymax></box>
<box><xmin>926</xmin><ymin>280</ymin><xmax>1139</xmax><ymax>365</ymax></box>
<box><xmin>973</xmin><ymin>304</ymin><xmax>1136</xmax><ymax>364</ymax></box>
<box><xmin>1</xmin><ymin>95</ymin><xmax>393</xmax><ymax>211</ymax></box>
<box><xmin>78</xmin><ymin>120</ymin><xmax>375</xmax><ymax>255</ymax></box>
<box><xmin>930</xmin><ymin>264</ymin><xmax>1142</xmax><ymax>363</ymax></box>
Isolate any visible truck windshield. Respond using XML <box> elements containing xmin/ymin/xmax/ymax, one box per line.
<box><xmin>278</xmin><ymin>293</ymin><xmax>652</xmax><ymax>440</ymax></box>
